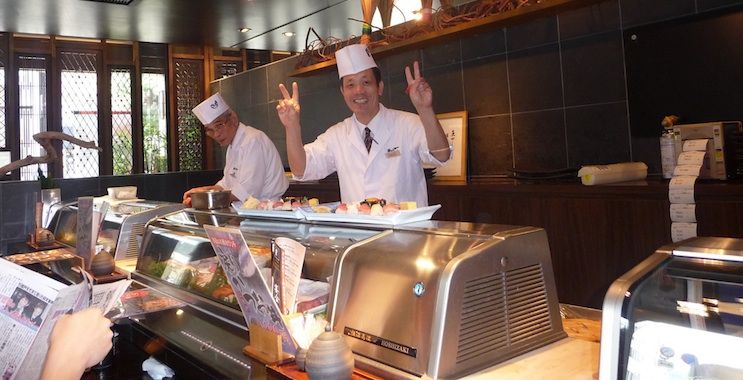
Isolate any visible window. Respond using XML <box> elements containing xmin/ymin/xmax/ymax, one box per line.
<box><xmin>111</xmin><ymin>67</ymin><xmax>133</xmax><ymax>175</ymax></box>
<box><xmin>60</xmin><ymin>50</ymin><xmax>100</xmax><ymax>178</ymax></box>
<box><xmin>17</xmin><ymin>55</ymin><xmax>49</xmax><ymax>181</ymax></box>
<box><xmin>142</xmin><ymin>72</ymin><xmax>167</xmax><ymax>173</ymax></box>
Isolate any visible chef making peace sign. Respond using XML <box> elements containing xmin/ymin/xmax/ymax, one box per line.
<box><xmin>276</xmin><ymin>44</ymin><xmax>451</xmax><ymax>207</ymax></box>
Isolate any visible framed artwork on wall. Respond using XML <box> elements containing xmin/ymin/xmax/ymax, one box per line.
<box><xmin>434</xmin><ymin>111</ymin><xmax>467</xmax><ymax>181</ymax></box>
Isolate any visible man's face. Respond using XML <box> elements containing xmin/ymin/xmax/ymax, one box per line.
<box><xmin>204</xmin><ymin>110</ymin><xmax>238</xmax><ymax>147</ymax></box>
<box><xmin>340</xmin><ymin>68</ymin><xmax>383</xmax><ymax>122</ymax></box>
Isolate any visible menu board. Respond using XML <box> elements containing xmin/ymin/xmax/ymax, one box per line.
<box><xmin>203</xmin><ymin>225</ymin><xmax>296</xmax><ymax>355</ymax></box>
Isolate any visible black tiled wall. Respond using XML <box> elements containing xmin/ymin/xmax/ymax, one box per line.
<box><xmin>215</xmin><ymin>0</ymin><xmax>743</xmax><ymax>178</ymax></box>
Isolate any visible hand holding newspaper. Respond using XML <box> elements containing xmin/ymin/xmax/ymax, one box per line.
<box><xmin>0</xmin><ymin>258</ymin><xmax>130</xmax><ymax>380</ymax></box>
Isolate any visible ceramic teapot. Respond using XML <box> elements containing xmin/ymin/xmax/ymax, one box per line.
<box><xmin>305</xmin><ymin>326</ymin><xmax>354</xmax><ymax>380</ymax></box>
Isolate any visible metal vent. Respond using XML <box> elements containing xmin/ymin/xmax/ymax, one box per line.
<box><xmin>505</xmin><ymin>265</ymin><xmax>551</xmax><ymax>344</ymax></box>
<box><xmin>457</xmin><ymin>272</ymin><xmax>507</xmax><ymax>363</ymax></box>
<box><xmin>127</xmin><ymin>223</ymin><xmax>145</xmax><ymax>258</ymax></box>
<box><xmin>83</xmin><ymin>0</ymin><xmax>135</xmax><ymax>5</ymax></box>
<box><xmin>456</xmin><ymin>264</ymin><xmax>549</xmax><ymax>364</ymax></box>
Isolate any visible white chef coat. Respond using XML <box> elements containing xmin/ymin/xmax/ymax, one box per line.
<box><xmin>295</xmin><ymin>104</ymin><xmax>447</xmax><ymax>206</ymax></box>
<box><xmin>216</xmin><ymin>123</ymin><xmax>288</xmax><ymax>201</ymax></box>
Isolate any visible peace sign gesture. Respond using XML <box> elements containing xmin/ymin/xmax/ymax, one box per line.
<box><xmin>276</xmin><ymin>82</ymin><xmax>301</xmax><ymax>130</ymax></box>
<box><xmin>405</xmin><ymin>61</ymin><xmax>433</xmax><ymax>111</ymax></box>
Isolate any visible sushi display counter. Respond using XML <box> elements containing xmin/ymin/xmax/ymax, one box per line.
<box><xmin>123</xmin><ymin>206</ymin><xmax>568</xmax><ymax>379</ymax></box>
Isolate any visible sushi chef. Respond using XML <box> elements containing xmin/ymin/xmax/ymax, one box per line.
<box><xmin>276</xmin><ymin>44</ymin><xmax>451</xmax><ymax>207</ymax></box>
<box><xmin>183</xmin><ymin>93</ymin><xmax>288</xmax><ymax>206</ymax></box>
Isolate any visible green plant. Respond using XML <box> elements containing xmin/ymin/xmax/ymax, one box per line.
<box><xmin>38</xmin><ymin>166</ymin><xmax>55</xmax><ymax>189</ymax></box>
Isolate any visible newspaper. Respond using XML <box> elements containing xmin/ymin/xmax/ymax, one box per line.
<box><xmin>0</xmin><ymin>258</ymin><xmax>130</xmax><ymax>380</ymax></box>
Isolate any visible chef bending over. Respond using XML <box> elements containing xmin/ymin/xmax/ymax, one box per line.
<box><xmin>183</xmin><ymin>93</ymin><xmax>288</xmax><ymax>207</ymax></box>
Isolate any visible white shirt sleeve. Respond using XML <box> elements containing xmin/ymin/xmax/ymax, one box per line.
<box><xmin>295</xmin><ymin>127</ymin><xmax>339</xmax><ymax>181</ymax></box>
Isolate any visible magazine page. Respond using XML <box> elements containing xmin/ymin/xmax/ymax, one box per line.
<box><xmin>203</xmin><ymin>225</ymin><xmax>297</xmax><ymax>355</ymax></box>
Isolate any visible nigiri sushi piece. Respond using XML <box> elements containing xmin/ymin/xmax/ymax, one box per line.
<box><xmin>336</xmin><ymin>203</ymin><xmax>348</xmax><ymax>214</ymax></box>
<box><xmin>347</xmin><ymin>203</ymin><xmax>359</xmax><ymax>215</ymax></box>
<box><xmin>370</xmin><ymin>203</ymin><xmax>384</xmax><ymax>216</ymax></box>
<box><xmin>358</xmin><ymin>203</ymin><xmax>371</xmax><ymax>215</ymax></box>
<box><xmin>382</xmin><ymin>203</ymin><xmax>400</xmax><ymax>215</ymax></box>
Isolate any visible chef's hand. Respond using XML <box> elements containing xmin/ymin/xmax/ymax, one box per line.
<box><xmin>276</xmin><ymin>82</ymin><xmax>301</xmax><ymax>130</ymax></box>
<box><xmin>42</xmin><ymin>308</ymin><xmax>113</xmax><ymax>380</ymax></box>
<box><xmin>405</xmin><ymin>61</ymin><xmax>434</xmax><ymax>112</ymax></box>
<box><xmin>183</xmin><ymin>185</ymin><xmax>223</xmax><ymax>207</ymax></box>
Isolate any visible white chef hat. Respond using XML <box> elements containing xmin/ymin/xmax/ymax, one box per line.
<box><xmin>335</xmin><ymin>44</ymin><xmax>378</xmax><ymax>79</ymax></box>
<box><xmin>192</xmin><ymin>93</ymin><xmax>230</xmax><ymax>125</ymax></box>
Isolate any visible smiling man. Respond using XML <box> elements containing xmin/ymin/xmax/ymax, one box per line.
<box><xmin>183</xmin><ymin>93</ymin><xmax>288</xmax><ymax>207</ymax></box>
<box><xmin>276</xmin><ymin>44</ymin><xmax>451</xmax><ymax>206</ymax></box>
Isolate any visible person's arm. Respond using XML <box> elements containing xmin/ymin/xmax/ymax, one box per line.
<box><xmin>182</xmin><ymin>184</ymin><xmax>225</xmax><ymax>206</ymax></box>
<box><xmin>41</xmin><ymin>308</ymin><xmax>113</xmax><ymax>380</ymax></box>
<box><xmin>405</xmin><ymin>61</ymin><xmax>450</xmax><ymax>162</ymax></box>
<box><xmin>276</xmin><ymin>82</ymin><xmax>307</xmax><ymax>176</ymax></box>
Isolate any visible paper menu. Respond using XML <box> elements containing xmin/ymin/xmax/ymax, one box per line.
<box><xmin>270</xmin><ymin>237</ymin><xmax>307</xmax><ymax>315</ymax></box>
<box><xmin>203</xmin><ymin>225</ymin><xmax>297</xmax><ymax>355</ymax></box>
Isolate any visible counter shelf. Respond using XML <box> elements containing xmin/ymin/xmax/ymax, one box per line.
<box><xmin>122</xmin><ymin>291</ymin><xmax>255</xmax><ymax>379</ymax></box>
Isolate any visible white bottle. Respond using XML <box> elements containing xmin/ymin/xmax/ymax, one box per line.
<box><xmin>660</xmin><ymin>128</ymin><xmax>677</xmax><ymax>179</ymax></box>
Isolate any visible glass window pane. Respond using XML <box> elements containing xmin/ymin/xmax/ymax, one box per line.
<box><xmin>111</xmin><ymin>68</ymin><xmax>133</xmax><ymax>175</ymax></box>
<box><xmin>60</xmin><ymin>51</ymin><xmax>99</xmax><ymax>178</ymax></box>
<box><xmin>142</xmin><ymin>72</ymin><xmax>168</xmax><ymax>173</ymax></box>
<box><xmin>18</xmin><ymin>55</ymin><xmax>48</xmax><ymax>181</ymax></box>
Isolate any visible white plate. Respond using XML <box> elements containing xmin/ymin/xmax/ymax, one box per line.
<box><xmin>301</xmin><ymin>204</ymin><xmax>441</xmax><ymax>226</ymax></box>
<box><xmin>232</xmin><ymin>201</ymin><xmax>305</xmax><ymax>220</ymax></box>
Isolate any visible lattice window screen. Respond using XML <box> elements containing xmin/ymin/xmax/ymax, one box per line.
<box><xmin>174</xmin><ymin>59</ymin><xmax>203</xmax><ymax>171</ymax></box>
<box><xmin>18</xmin><ymin>55</ymin><xmax>48</xmax><ymax>181</ymax></box>
<box><xmin>111</xmin><ymin>68</ymin><xmax>133</xmax><ymax>175</ymax></box>
<box><xmin>214</xmin><ymin>60</ymin><xmax>241</xmax><ymax>80</ymax></box>
<box><xmin>60</xmin><ymin>51</ymin><xmax>99</xmax><ymax>178</ymax></box>
<box><xmin>142</xmin><ymin>73</ymin><xmax>168</xmax><ymax>173</ymax></box>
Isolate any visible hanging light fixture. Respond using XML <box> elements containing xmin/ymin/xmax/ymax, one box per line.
<box><xmin>360</xmin><ymin>0</ymin><xmax>380</xmax><ymax>44</ymax></box>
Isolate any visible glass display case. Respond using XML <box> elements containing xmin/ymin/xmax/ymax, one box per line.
<box><xmin>600</xmin><ymin>237</ymin><xmax>743</xmax><ymax>380</ymax></box>
<box><xmin>134</xmin><ymin>208</ymin><xmax>380</xmax><ymax>325</ymax></box>
<box><xmin>48</xmin><ymin>199</ymin><xmax>183</xmax><ymax>260</ymax></box>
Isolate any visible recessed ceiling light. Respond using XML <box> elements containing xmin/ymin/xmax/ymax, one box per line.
<box><xmin>239</xmin><ymin>28</ymin><xmax>251</xmax><ymax>33</ymax></box>
<box><xmin>283</xmin><ymin>32</ymin><xmax>295</xmax><ymax>37</ymax></box>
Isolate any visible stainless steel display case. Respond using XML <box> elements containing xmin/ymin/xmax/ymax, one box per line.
<box><xmin>329</xmin><ymin>223</ymin><xmax>565</xmax><ymax>379</ymax></box>
<box><xmin>135</xmin><ymin>209</ymin><xmax>565</xmax><ymax>380</ymax></box>
<box><xmin>48</xmin><ymin>199</ymin><xmax>183</xmax><ymax>260</ymax></box>
<box><xmin>600</xmin><ymin>237</ymin><xmax>743</xmax><ymax>380</ymax></box>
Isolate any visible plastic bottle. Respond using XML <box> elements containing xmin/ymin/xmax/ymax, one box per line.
<box><xmin>660</xmin><ymin>127</ymin><xmax>678</xmax><ymax>179</ymax></box>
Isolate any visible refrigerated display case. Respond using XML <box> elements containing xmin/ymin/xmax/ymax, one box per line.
<box><xmin>132</xmin><ymin>207</ymin><xmax>565</xmax><ymax>379</ymax></box>
<box><xmin>600</xmin><ymin>237</ymin><xmax>743</xmax><ymax>380</ymax></box>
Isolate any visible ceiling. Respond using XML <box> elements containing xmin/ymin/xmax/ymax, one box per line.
<box><xmin>0</xmin><ymin>0</ymin><xmax>446</xmax><ymax>52</ymax></box>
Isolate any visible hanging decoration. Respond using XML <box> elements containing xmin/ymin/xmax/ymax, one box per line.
<box><xmin>377</xmin><ymin>0</ymin><xmax>395</xmax><ymax>28</ymax></box>
<box><xmin>360</xmin><ymin>0</ymin><xmax>380</xmax><ymax>44</ymax></box>
<box><xmin>298</xmin><ymin>0</ymin><xmax>532</xmax><ymax>68</ymax></box>
<box><xmin>420</xmin><ymin>0</ymin><xmax>434</xmax><ymax>24</ymax></box>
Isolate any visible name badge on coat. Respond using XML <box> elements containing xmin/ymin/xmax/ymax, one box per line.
<box><xmin>229</xmin><ymin>167</ymin><xmax>238</xmax><ymax>178</ymax></box>
<box><xmin>385</xmin><ymin>146</ymin><xmax>401</xmax><ymax>158</ymax></box>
